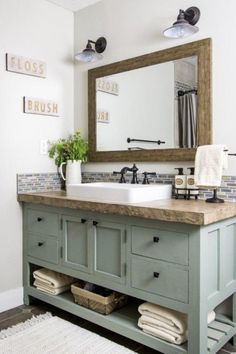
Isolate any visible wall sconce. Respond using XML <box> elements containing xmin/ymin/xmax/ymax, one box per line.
<box><xmin>75</xmin><ymin>37</ymin><xmax>107</xmax><ymax>63</ymax></box>
<box><xmin>163</xmin><ymin>6</ymin><xmax>200</xmax><ymax>38</ymax></box>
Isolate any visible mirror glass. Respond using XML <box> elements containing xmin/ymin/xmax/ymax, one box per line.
<box><xmin>88</xmin><ymin>38</ymin><xmax>211</xmax><ymax>162</ymax></box>
<box><xmin>96</xmin><ymin>56</ymin><xmax>197</xmax><ymax>151</ymax></box>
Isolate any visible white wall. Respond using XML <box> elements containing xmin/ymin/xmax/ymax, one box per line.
<box><xmin>74</xmin><ymin>0</ymin><xmax>236</xmax><ymax>176</ymax></box>
<box><xmin>0</xmin><ymin>0</ymin><xmax>74</xmax><ymax>311</ymax></box>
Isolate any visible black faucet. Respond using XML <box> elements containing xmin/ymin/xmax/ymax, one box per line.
<box><xmin>113</xmin><ymin>164</ymin><xmax>139</xmax><ymax>184</ymax></box>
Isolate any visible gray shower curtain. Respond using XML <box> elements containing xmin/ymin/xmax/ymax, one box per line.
<box><xmin>178</xmin><ymin>93</ymin><xmax>197</xmax><ymax>148</ymax></box>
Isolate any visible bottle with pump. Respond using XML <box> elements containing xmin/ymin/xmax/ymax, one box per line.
<box><xmin>187</xmin><ymin>167</ymin><xmax>199</xmax><ymax>196</ymax></box>
<box><xmin>174</xmin><ymin>168</ymin><xmax>187</xmax><ymax>195</ymax></box>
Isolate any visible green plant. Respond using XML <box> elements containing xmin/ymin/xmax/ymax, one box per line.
<box><xmin>48</xmin><ymin>130</ymin><xmax>88</xmax><ymax>166</ymax></box>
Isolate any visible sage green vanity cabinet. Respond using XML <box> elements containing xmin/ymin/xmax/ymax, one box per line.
<box><xmin>93</xmin><ymin>221</ymin><xmax>126</xmax><ymax>284</ymax></box>
<box><xmin>22</xmin><ymin>202</ymin><xmax>236</xmax><ymax>354</ymax></box>
<box><xmin>62</xmin><ymin>215</ymin><xmax>92</xmax><ymax>273</ymax></box>
<box><xmin>61</xmin><ymin>215</ymin><xmax>127</xmax><ymax>283</ymax></box>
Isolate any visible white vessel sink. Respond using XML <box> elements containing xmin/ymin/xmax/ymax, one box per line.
<box><xmin>67</xmin><ymin>182</ymin><xmax>172</xmax><ymax>203</ymax></box>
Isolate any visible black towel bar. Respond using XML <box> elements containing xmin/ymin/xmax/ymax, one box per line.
<box><xmin>224</xmin><ymin>150</ymin><xmax>236</xmax><ymax>156</ymax></box>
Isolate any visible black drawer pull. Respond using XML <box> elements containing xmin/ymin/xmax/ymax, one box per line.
<box><xmin>153</xmin><ymin>272</ymin><xmax>160</xmax><ymax>278</ymax></box>
<box><xmin>81</xmin><ymin>219</ymin><xmax>87</xmax><ymax>224</ymax></box>
<box><xmin>37</xmin><ymin>242</ymin><xmax>44</xmax><ymax>247</ymax></box>
<box><xmin>93</xmin><ymin>221</ymin><xmax>98</xmax><ymax>226</ymax></box>
<box><xmin>153</xmin><ymin>236</ymin><xmax>160</xmax><ymax>243</ymax></box>
<box><xmin>37</xmin><ymin>217</ymin><xmax>43</xmax><ymax>222</ymax></box>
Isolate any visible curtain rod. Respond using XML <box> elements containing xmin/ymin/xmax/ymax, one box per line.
<box><xmin>178</xmin><ymin>89</ymin><xmax>197</xmax><ymax>96</ymax></box>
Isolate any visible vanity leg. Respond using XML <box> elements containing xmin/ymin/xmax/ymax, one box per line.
<box><xmin>23</xmin><ymin>293</ymin><xmax>31</xmax><ymax>306</ymax></box>
<box><xmin>188</xmin><ymin>228</ymin><xmax>208</xmax><ymax>354</ymax></box>
<box><xmin>232</xmin><ymin>293</ymin><xmax>236</xmax><ymax>346</ymax></box>
<box><xmin>188</xmin><ymin>304</ymin><xmax>208</xmax><ymax>354</ymax></box>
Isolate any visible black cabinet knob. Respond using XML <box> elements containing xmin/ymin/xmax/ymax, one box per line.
<box><xmin>37</xmin><ymin>217</ymin><xmax>43</xmax><ymax>222</ymax></box>
<box><xmin>93</xmin><ymin>221</ymin><xmax>98</xmax><ymax>226</ymax></box>
<box><xmin>81</xmin><ymin>219</ymin><xmax>87</xmax><ymax>224</ymax></box>
<box><xmin>153</xmin><ymin>272</ymin><xmax>160</xmax><ymax>278</ymax></box>
<box><xmin>153</xmin><ymin>236</ymin><xmax>160</xmax><ymax>243</ymax></box>
<box><xmin>37</xmin><ymin>242</ymin><xmax>44</xmax><ymax>247</ymax></box>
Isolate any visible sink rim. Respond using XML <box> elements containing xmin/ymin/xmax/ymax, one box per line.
<box><xmin>66</xmin><ymin>182</ymin><xmax>172</xmax><ymax>203</ymax></box>
<box><xmin>67</xmin><ymin>182</ymin><xmax>171</xmax><ymax>189</ymax></box>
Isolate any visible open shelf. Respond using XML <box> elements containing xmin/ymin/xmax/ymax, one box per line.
<box><xmin>207</xmin><ymin>314</ymin><xmax>236</xmax><ymax>354</ymax></box>
<box><xmin>27</xmin><ymin>286</ymin><xmax>236</xmax><ymax>354</ymax></box>
<box><xmin>27</xmin><ymin>286</ymin><xmax>187</xmax><ymax>354</ymax></box>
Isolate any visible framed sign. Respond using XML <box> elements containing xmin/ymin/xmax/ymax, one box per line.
<box><xmin>23</xmin><ymin>97</ymin><xmax>59</xmax><ymax>117</ymax></box>
<box><xmin>6</xmin><ymin>53</ymin><xmax>46</xmax><ymax>78</ymax></box>
<box><xmin>96</xmin><ymin>78</ymin><xmax>119</xmax><ymax>95</ymax></box>
<box><xmin>97</xmin><ymin>110</ymin><xmax>110</xmax><ymax>123</ymax></box>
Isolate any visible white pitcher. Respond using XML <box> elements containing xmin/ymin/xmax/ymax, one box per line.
<box><xmin>59</xmin><ymin>160</ymin><xmax>81</xmax><ymax>188</ymax></box>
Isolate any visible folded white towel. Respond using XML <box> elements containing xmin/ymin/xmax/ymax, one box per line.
<box><xmin>139</xmin><ymin>321</ymin><xmax>187</xmax><ymax>345</ymax></box>
<box><xmin>194</xmin><ymin>144</ymin><xmax>228</xmax><ymax>187</ymax></box>
<box><xmin>138</xmin><ymin>314</ymin><xmax>188</xmax><ymax>344</ymax></box>
<box><xmin>137</xmin><ymin>303</ymin><xmax>216</xmax><ymax>345</ymax></box>
<box><xmin>33</xmin><ymin>280</ymin><xmax>70</xmax><ymax>295</ymax></box>
<box><xmin>138</xmin><ymin>303</ymin><xmax>187</xmax><ymax>334</ymax></box>
<box><xmin>33</xmin><ymin>268</ymin><xmax>75</xmax><ymax>288</ymax></box>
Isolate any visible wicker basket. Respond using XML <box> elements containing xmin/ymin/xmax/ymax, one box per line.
<box><xmin>71</xmin><ymin>282</ymin><xmax>128</xmax><ymax>315</ymax></box>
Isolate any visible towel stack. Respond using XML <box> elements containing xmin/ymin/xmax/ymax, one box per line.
<box><xmin>33</xmin><ymin>268</ymin><xmax>76</xmax><ymax>295</ymax></box>
<box><xmin>138</xmin><ymin>302</ymin><xmax>216</xmax><ymax>345</ymax></box>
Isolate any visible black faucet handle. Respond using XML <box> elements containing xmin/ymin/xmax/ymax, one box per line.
<box><xmin>142</xmin><ymin>172</ymin><xmax>157</xmax><ymax>184</ymax></box>
<box><xmin>113</xmin><ymin>171</ymin><xmax>126</xmax><ymax>183</ymax></box>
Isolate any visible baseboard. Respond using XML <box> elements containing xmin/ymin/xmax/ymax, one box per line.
<box><xmin>0</xmin><ymin>287</ymin><xmax>23</xmax><ymax>313</ymax></box>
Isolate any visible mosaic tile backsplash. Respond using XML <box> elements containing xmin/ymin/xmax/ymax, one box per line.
<box><xmin>17</xmin><ymin>173</ymin><xmax>62</xmax><ymax>193</ymax></box>
<box><xmin>17</xmin><ymin>172</ymin><xmax>236</xmax><ymax>202</ymax></box>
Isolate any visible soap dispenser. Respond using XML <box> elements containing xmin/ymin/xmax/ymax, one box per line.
<box><xmin>174</xmin><ymin>168</ymin><xmax>187</xmax><ymax>195</ymax></box>
<box><xmin>187</xmin><ymin>167</ymin><xmax>199</xmax><ymax>196</ymax></box>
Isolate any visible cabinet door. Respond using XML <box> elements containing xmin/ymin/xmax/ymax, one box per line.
<box><xmin>62</xmin><ymin>215</ymin><xmax>91</xmax><ymax>273</ymax></box>
<box><xmin>93</xmin><ymin>221</ymin><xmax>126</xmax><ymax>284</ymax></box>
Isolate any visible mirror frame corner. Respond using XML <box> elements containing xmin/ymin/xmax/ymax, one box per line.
<box><xmin>88</xmin><ymin>38</ymin><xmax>212</xmax><ymax>162</ymax></box>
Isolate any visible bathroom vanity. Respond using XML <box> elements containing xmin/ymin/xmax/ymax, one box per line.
<box><xmin>18</xmin><ymin>191</ymin><xmax>236</xmax><ymax>354</ymax></box>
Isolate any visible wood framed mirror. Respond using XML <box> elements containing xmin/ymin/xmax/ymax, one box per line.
<box><xmin>88</xmin><ymin>38</ymin><xmax>212</xmax><ymax>162</ymax></box>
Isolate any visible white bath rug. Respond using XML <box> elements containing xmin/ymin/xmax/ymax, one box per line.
<box><xmin>0</xmin><ymin>312</ymin><xmax>136</xmax><ymax>353</ymax></box>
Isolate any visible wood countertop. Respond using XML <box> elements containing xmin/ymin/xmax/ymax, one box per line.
<box><xmin>17</xmin><ymin>191</ymin><xmax>236</xmax><ymax>226</ymax></box>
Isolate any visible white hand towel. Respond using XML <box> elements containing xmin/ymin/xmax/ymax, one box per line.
<box><xmin>33</xmin><ymin>268</ymin><xmax>75</xmax><ymax>288</ymax></box>
<box><xmin>138</xmin><ymin>303</ymin><xmax>187</xmax><ymax>334</ymax></box>
<box><xmin>194</xmin><ymin>144</ymin><xmax>228</xmax><ymax>187</ymax></box>
<box><xmin>33</xmin><ymin>280</ymin><xmax>70</xmax><ymax>295</ymax></box>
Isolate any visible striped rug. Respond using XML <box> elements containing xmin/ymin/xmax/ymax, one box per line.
<box><xmin>0</xmin><ymin>313</ymin><xmax>136</xmax><ymax>353</ymax></box>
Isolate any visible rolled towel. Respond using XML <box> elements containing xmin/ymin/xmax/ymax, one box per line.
<box><xmin>33</xmin><ymin>268</ymin><xmax>75</xmax><ymax>288</ymax></box>
<box><xmin>33</xmin><ymin>280</ymin><xmax>70</xmax><ymax>295</ymax></box>
<box><xmin>138</xmin><ymin>317</ymin><xmax>187</xmax><ymax>345</ymax></box>
<box><xmin>208</xmin><ymin>310</ymin><xmax>216</xmax><ymax>324</ymax></box>
<box><xmin>138</xmin><ymin>303</ymin><xmax>187</xmax><ymax>334</ymax></box>
<box><xmin>194</xmin><ymin>144</ymin><xmax>228</xmax><ymax>187</ymax></box>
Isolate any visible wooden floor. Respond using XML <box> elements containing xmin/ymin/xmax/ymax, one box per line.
<box><xmin>0</xmin><ymin>300</ymin><xmax>160</xmax><ymax>353</ymax></box>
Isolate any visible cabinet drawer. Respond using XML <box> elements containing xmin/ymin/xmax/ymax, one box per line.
<box><xmin>28</xmin><ymin>234</ymin><xmax>59</xmax><ymax>264</ymax></box>
<box><xmin>27</xmin><ymin>209</ymin><xmax>59</xmax><ymax>236</ymax></box>
<box><xmin>131</xmin><ymin>226</ymin><xmax>188</xmax><ymax>265</ymax></box>
<box><xmin>131</xmin><ymin>256</ymin><xmax>188</xmax><ymax>303</ymax></box>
